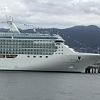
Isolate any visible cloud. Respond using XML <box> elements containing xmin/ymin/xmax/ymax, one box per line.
<box><xmin>0</xmin><ymin>0</ymin><xmax>100</xmax><ymax>28</ymax></box>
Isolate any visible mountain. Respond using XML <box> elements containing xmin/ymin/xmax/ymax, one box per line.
<box><xmin>0</xmin><ymin>25</ymin><xmax>100</xmax><ymax>53</ymax></box>
<box><xmin>61</xmin><ymin>25</ymin><xmax>100</xmax><ymax>50</ymax></box>
<box><xmin>0</xmin><ymin>28</ymin><xmax>9</xmax><ymax>32</ymax></box>
<box><xmin>62</xmin><ymin>25</ymin><xmax>100</xmax><ymax>53</ymax></box>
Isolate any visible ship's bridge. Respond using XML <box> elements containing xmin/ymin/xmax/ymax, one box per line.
<box><xmin>54</xmin><ymin>34</ymin><xmax>64</xmax><ymax>43</ymax></box>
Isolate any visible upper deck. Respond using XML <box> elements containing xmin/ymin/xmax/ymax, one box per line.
<box><xmin>0</xmin><ymin>32</ymin><xmax>63</xmax><ymax>40</ymax></box>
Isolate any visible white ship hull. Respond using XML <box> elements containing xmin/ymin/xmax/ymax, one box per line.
<box><xmin>0</xmin><ymin>18</ymin><xmax>100</xmax><ymax>72</ymax></box>
<box><xmin>0</xmin><ymin>53</ymin><xmax>100</xmax><ymax>72</ymax></box>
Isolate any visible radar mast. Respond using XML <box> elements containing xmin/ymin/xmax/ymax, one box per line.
<box><xmin>6</xmin><ymin>16</ymin><xmax>20</xmax><ymax>34</ymax></box>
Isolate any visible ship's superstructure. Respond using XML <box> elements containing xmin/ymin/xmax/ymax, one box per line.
<box><xmin>0</xmin><ymin>33</ymin><xmax>64</xmax><ymax>57</ymax></box>
<box><xmin>0</xmin><ymin>18</ymin><xmax>100</xmax><ymax>72</ymax></box>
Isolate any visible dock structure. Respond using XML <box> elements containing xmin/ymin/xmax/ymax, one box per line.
<box><xmin>85</xmin><ymin>63</ymin><xmax>100</xmax><ymax>74</ymax></box>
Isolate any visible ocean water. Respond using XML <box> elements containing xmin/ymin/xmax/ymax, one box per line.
<box><xmin>0</xmin><ymin>71</ymin><xmax>100</xmax><ymax>100</ymax></box>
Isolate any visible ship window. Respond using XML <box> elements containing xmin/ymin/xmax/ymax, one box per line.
<box><xmin>78</xmin><ymin>56</ymin><xmax>81</xmax><ymax>60</ymax></box>
<box><xmin>27</xmin><ymin>55</ymin><xmax>30</xmax><ymax>58</ymax></box>
<box><xmin>56</xmin><ymin>43</ymin><xmax>60</xmax><ymax>45</ymax></box>
<box><xmin>40</xmin><ymin>56</ymin><xmax>42</xmax><ymax>58</ymax></box>
<box><xmin>0</xmin><ymin>55</ymin><xmax>5</xmax><ymax>58</ymax></box>
<box><xmin>46</xmin><ymin>56</ymin><xmax>48</xmax><ymax>58</ymax></box>
<box><xmin>33</xmin><ymin>56</ymin><xmax>36</xmax><ymax>58</ymax></box>
<box><xmin>34</xmin><ymin>53</ymin><xmax>36</xmax><ymax>55</ymax></box>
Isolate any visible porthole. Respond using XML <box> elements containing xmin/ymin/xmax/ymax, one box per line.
<box><xmin>33</xmin><ymin>56</ymin><xmax>36</xmax><ymax>58</ymax></box>
<box><xmin>78</xmin><ymin>56</ymin><xmax>81</xmax><ymax>60</ymax></box>
<box><xmin>46</xmin><ymin>56</ymin><xmax>48</xmax><ymax>58</ymax></box>
<box><xmin>27</xmin><ymin>56</ymin><xmax>30</xmax><ymax>58</ymax></box>
<box><xmin>40</xmin><ymin>56</ymin><xmax>42</xmax><ymax>58</ymax></box>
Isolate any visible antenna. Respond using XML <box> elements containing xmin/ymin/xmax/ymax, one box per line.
<box><xmin>24</xmin><ymin>24</ymin><xmax>37</xmax><ymax>33</ymax></box>
<box><xmin>97</xmin><ymin>46</ymin><xmax>100</xmax><ymax>54</ymax></box>
<box><xmin>0</xmin><ymin>7</ymin><xmax>20</xmax><ymax>34</ymax></box>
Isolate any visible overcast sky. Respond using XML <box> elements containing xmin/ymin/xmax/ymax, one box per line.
<box><xmin>0</xmin><ymin>0</ymin><xmax>100</xmax><ymax>28</ymax></box>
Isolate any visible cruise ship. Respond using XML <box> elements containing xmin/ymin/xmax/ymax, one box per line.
<box><xmin>0</xmin><ymin>19</ymin><xmax>100</xmax><ymax>72</ymax></box>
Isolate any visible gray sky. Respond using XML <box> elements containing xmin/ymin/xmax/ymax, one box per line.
<box><xmin>0</xmin><ymin>0</ymin><xmax>100</xmax><ymax>28</ymax></box>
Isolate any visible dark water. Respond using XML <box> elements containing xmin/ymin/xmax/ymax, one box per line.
<box><xmin>0</xmin><ymin>72</ymin><xmax>100</xmax><ymax>100</ymax></box>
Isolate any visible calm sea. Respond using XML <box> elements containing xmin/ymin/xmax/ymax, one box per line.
<box><xmin>0</xmin><ymin>71</ymin><xmax>100</xmax><ymax>100</ymax></box>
